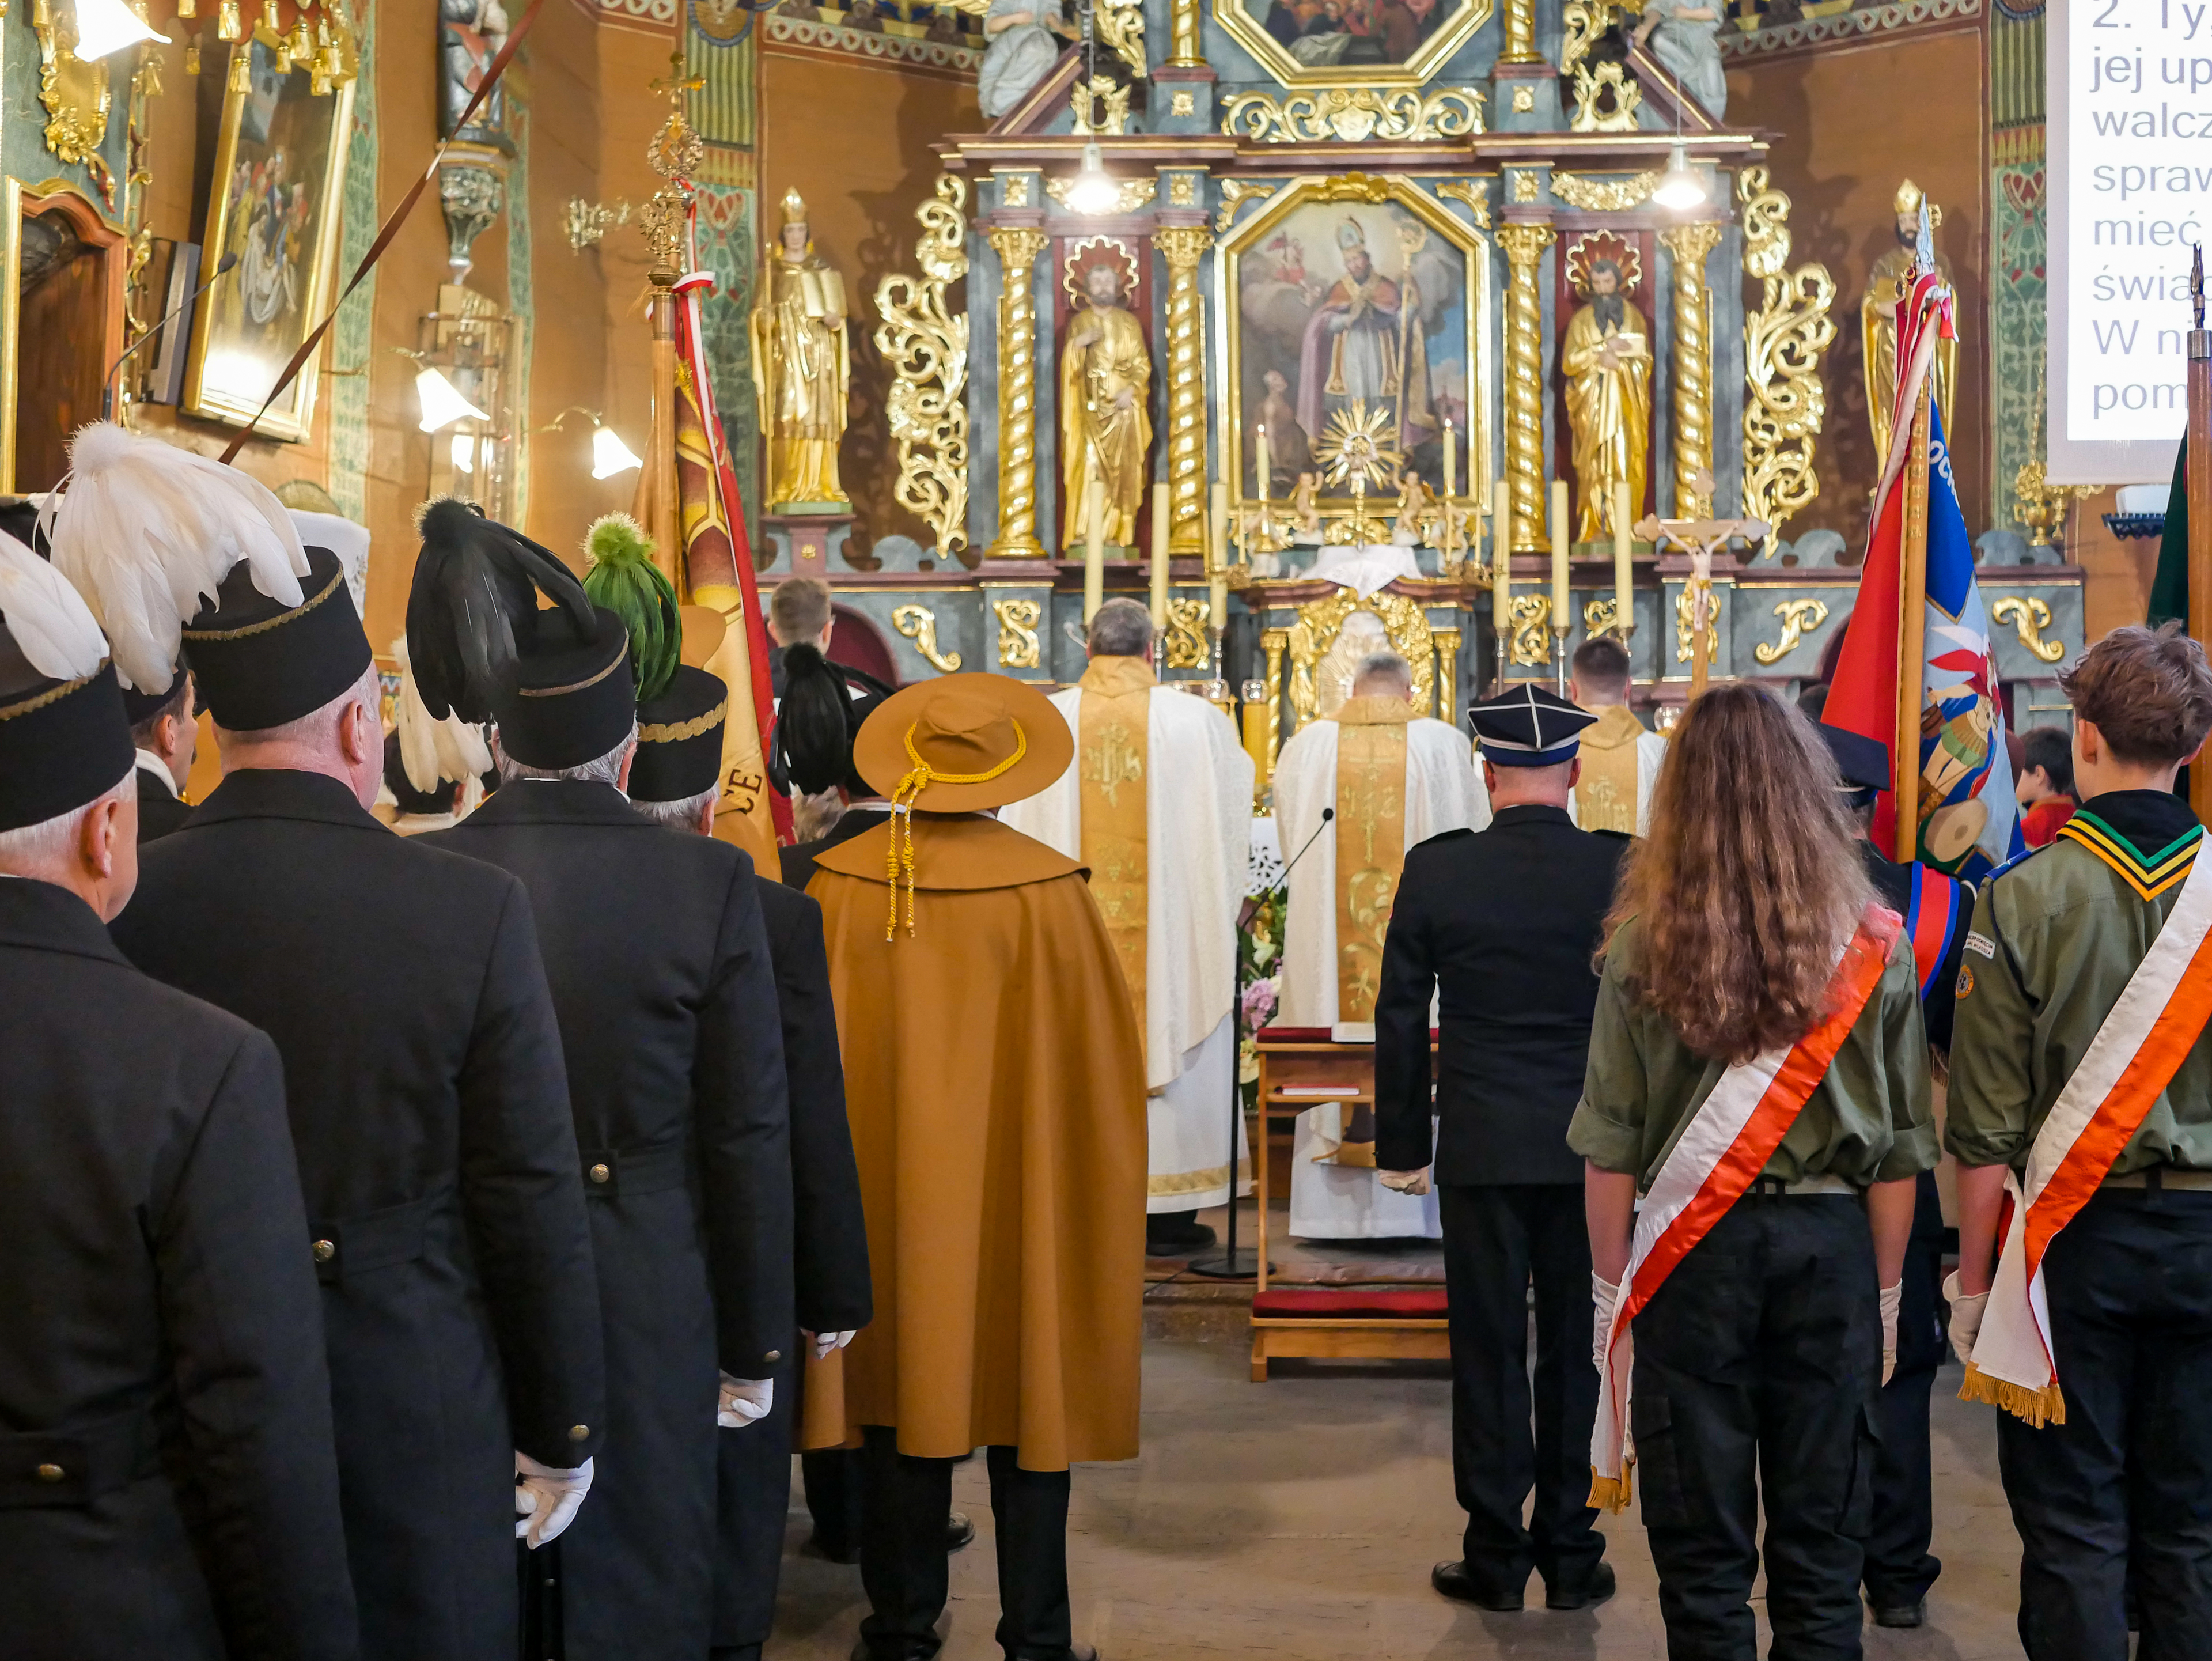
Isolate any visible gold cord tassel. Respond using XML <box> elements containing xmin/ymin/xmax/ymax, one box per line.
<box><xmin>880</xmin><ymin>719</ymin><xmax>1029</xmax><ymax>943</ymax></box>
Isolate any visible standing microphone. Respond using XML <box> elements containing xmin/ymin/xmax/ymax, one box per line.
<box><xmin>1238</xmin><ymin>807</ymin><xmax>1331</xmax><ymax>930</ymax></box>
<box><xmin>103</xmin><ymin>251</ymin><xmax>238</xmax><ymax>418</ymax></box>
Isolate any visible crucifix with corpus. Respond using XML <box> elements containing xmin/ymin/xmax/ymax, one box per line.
<box><xmin>1634</xmin><ymin>469</ymin><xmax>1769</xmax><ymax>701</ymax></box>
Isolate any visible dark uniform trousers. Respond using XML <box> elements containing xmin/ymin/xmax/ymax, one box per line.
<box><xmin>1438</xmin><ymin>1183</ymin><xmax>1603</xmax><ymax>1600</ymax></box>
<box><xmin>1633</xmin><ymin>1193</ymin><xmax>1881</xmax><ymax>1661</ymax></box>
<box><xmin>857</xmin><ymin>1429</ymin><xmax>1070</xmax><ymax>1661</ymax></box>
<box><xmin>1863</xmin><ymin>1169</ymin><xmax>1945</xmax><ymax>1610</ymax></box>
<box><xmin>712</xmin><ymin>1338</ymin><xmax>805</xmax><ymax>1661</ymax></box>
<box><xmin>1995</xmin><ymin>1188</ymin><xmax>2212</xmax><ymax>1661</ymax></box>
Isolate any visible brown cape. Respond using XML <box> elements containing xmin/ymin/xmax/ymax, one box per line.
<box><xmin>800</xmin><ymin>813</ymin><xmax>1147</xmax><ymax>1468</ymax></box>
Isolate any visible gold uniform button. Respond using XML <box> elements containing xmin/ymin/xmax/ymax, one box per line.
<box><xmin>568</xmin><ymin>1424</ymin><xmax>590</xmax><ymax>1443</ymax></box>
<box><xmin>588</xmin><ymin>1164</ymin><xmax>611</xmax><ymax>1185</ymax></box>
<box><xmin>35</xmin><ymin>1463</ymin><xmax>63</xmax><ymax>1482</ymax></box>
<box><xmin>312</xmin><ymin>1239</ymin><xmax>336</xmax><ymax>1262</ymax></box>
<box><xmin>763</xmin><ymin>1351</ymin><xmax>782</xmax><ymax>1364</ymax></box>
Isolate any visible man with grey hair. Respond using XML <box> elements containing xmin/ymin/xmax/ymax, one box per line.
<box><xmin>1002</xmin><ymin>594</ymin><xmax>1255</xmax><ymax>1255</ymax></box>
<box><xmin>108</xmin><ymin>538</ymin><xmax>606</xmax><ymax>1661</ymax></box>
<box><xmin>1270</xmin><ymin>639</ymin><xmax>1487</xmax><ymax>1239</ymax></box>
<box><xmin>423</xmin><ymin>619</ymin><xmax>796</xmax><ymax>1661</ymax></box>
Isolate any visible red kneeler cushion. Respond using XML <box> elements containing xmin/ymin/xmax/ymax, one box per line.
<box><xmin>1250</xmin><ymin>1287</ymin><xmax>1450</xmax><ymax>1319</ymax></box>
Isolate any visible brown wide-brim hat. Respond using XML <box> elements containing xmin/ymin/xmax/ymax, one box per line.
<box><xmin>853</xmin><ymin>672</ymin><xmax>1073</xmax><ymax>812</ymax></box>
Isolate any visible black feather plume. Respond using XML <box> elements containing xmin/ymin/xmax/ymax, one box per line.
<box><xmin>407</xmin><ymin>498</ymin><xmax>597</xmax><ymax>721</ymax></box>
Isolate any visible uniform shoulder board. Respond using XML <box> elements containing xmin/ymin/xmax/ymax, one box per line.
<box><xmin>1411</xmin><ymin>826</ymin><xmax>1478</xmax><ymax>852</ymax></box>
<box><xmin>1984</xmin><ymin>842</ymin><xmax>2048</xmax><ymax>886</ymax></box>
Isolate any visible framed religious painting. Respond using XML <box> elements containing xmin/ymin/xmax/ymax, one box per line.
<box><xmin>1215</xmin><ymin>0</ymin><xmax>1491</xmax><ymax>86</ymax></box>
<box><xmin>1217</xmin><ymin>175</ymin><xmax>1492</xmax><ymax>535</ymax></box>
<box><xmin>183</xmin><ymin>35</ymin><xmax>355</xmax><ymax>441</ymax></box>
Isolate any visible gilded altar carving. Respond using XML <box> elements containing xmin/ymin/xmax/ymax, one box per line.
<box><xmin>1559</xmin><ymin>0</ymin><xmax>1621</xmax><ymax>74</ymax></box>
<box><xmin>1501</xmin><ymin>0</ymin><xmax>1541</xmax><ymax>62</ymax></box>
<box><xmin>1551</xmin><ymin>170</ymin><xmax>1659</xmax><ymax>213</ymax></box>
<box><xmin>984</xmin><ymin>225</ymin><xmax>1051</xmax><ymax>558</ymax></box>
<box><xmin>1093</xmin><ymin>0</ymin><xmax>1146</xmax><ymax>77</ymax></box>
<box><xmin>1510</xmin><ymin>593</ymin><xmax>1554</xmax><ymax>666</ymax></box>
<box><xmin>1261</xmin><ymin>627</ymin><xmax>1290</xmax><ymax>777</ymax></box>
<box><xmin>1284</xmin><ymin>588</ymin><xmax>1437</xmax><ymax>733</ymax></box>
<box><xmin>1583</xmin><ymin>596</ymin><xmax>1626</xmax><ymax>640</ymax></box>
<box><xmin>1220</xmin><ymin>86</ymin><xmax>1485</xmax><ymax>145</ymax></box>
<box><xmin>1165</xmin><ymin>598</ymin><xmax>1211</xmax><ymax>669</ymax></box>
<box><xmin>1047</xmin><ymin>175</ymin><xmax>1156</xmax><ymax>214</ymax></box>
<box><xmin>1430</xmin><ymin>626</ymin><xmax>1463</xmax><ymax>721</ymax></box>
<box><xmin>1215</xmin><ymin>178</ymin><xmax>1275</xmax><ymax>233</ymax></box>
<box><xmin>1156</xmin><ymin>224</ymin><xmax>1213</xmax><ymax>554</ymax></box>
<box><xmin>1436</xmin><ymin>179</ymin><xmax>1490</xmax><ymax>228</ymax></box>
<box><xmin>33</xmin><ymin>0</ymin><xmax>114</xmax><ymax>169</ymax></box>
<box><xmin>1751</xmin><ymin>597</ymin><xmax>1830</xmax><ymax>665</ymax></box>
<box><xmin>2014</xmin><ymin>460</ymin><xmax>2099</xmax><ymax>551</ymax></box>
<box><xmin>1497</xmin><ymin>221</ymin><xmax>1556</xmax><ymax>553</ymax></box>
<box><xmin>1737</xmin><ymin>166</ymin><xmax>1836</xmax><ymax>545</ymax></box>
<box><xmin>992</xmin><ymin>597</ymin><xmax>1042</xmax><ymax>668</ymax></box>
<box><xmin>893</xmin><ymin>603</ymin><xmax>964</xmax><ymax>673</ymax></box>
<box><xmin>1658</xmin><ymin>220</ymin><xmax>1725</xmax><ymax>520</ymax></box>
<box><xmin>1991</xmin><ymin>596</ymin><xmax>2066</xmax><ymax>664</ymax></box>
<box><xmin>873</xmin><ymin>174</ymin><xmax>971</xmax><ymax>554</ymax></box>
<box><xmin>1071</xmin><ymin>76</ymin><xmax>1131</xmax><ymax>135</ymax></box>
<box><xmin>1570</xmin><ymin>61</ymin><xmax>1640</xmax><ymax>132</ymax></box>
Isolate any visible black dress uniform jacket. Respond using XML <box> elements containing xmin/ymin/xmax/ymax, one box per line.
<box><xmin>421</xmin><ymin>779</ymin><xmax>795</xmax><ymax>1660</ymax></box>
<box><xmin>109</xmin><ymin>769</ymin><xmax>604</xmax><ymax>1661</ymax></box>
<box><xmin>135</xmin><ymin>765</ymin><xmax>191</xmax><ymax>842</ymax></box>
<box><xmin>1376</xmin><ymin>805</ymin><xmax>1626</xmax><ymax>1182</ymax></box>
<box><xmin>781</xmin><ymin>804</ymin><xmax>890</xmax><ymax>894</ymax></box>
<box><xmin>0</xmin><ymin>877</ymin><xmax>357</xmax><ymax>1661</ymax></box>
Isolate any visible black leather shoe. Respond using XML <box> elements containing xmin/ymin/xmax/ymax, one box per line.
<box><xmin>808</xmin><ymin>1532</ymin><xmax>860</xmax><ymax>1565</ymax></box>
<box><xmin>1431</xmin><ymin>1560</ymin><xmax>1524</xmax><ymax>1611</ymax></box>
<box><xmin>946</xmin><ymin>1511</ymin><xmax>975</xmax><ymax>1552</ymax></box>
<box><xmin>1145</xmin><ymin>1220</ymin><xmax>1217</xmax><ymax>1254</ymax></box>
<box><xmin>1870</xmin><ymin>1598</ymin><xmax>1925</xmax><ymax>1629</ymax></box>
<box><xmin>1545</xmin><ymin>1562</ymin><xmax>1616</xmax><ymax>1611</ymax></box>
<box><xmin>848</xmin><ymin>1645</ymin><xmax>936</xmax><ymax>1661</ymax></box>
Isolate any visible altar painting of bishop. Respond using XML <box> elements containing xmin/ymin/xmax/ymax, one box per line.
<box><xmin>1296</xmin><ymin>216</ymin><xmax>1436</xmax><ymax>454</ymax></box>
<box><xmin>1000</xmin><ymin>656</ymin><xmax>1256</xmax><ymax>1214</ymax></box>
<box><xmin>1271</xmin><ymin>678</ymin><xmax>1488</xmax><ymax>1238</ymax></box>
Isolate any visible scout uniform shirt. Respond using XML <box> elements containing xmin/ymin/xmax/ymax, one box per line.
<box><xmin>1569</xmin><ymin>915</ymin><xmax>1938</xmax><ymax>1188</ymax></box>
<box><xmin>1947</xmin><ymin>789</ymin><xmax>2212</xmax><ymax>1174</ymax></box>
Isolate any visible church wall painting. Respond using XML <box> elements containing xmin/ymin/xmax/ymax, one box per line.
<box><xmin>1218</xmin><ymin>177</ymin><xmax>1491</xmax><ymax>529</ymax></box>
<box><xmin>1215</xmin><ymin>0</ymin><xmax>1494</xmax><ymax>86</ymax></box>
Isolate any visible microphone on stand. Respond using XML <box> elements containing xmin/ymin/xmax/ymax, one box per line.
<box><xmin>1238</xmin><ymin>807</ymin><xmax>1330</xmax><ymax>932</ymax></box>
<box><xmin>103</xmin><ymin>252</ymin><xmax>238</xmax><ymax>419</ymax></box>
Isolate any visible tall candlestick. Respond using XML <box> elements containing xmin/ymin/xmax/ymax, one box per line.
<box><xmin>1442</xmin><ymin>415</ymin><xmax>1456</xmax><ymax>503</ymax></box>
<box><xmin>1611</xmin><ymin>479</ymin><xmax>1632</xmax><ymax>642</ymax></box>
<box><xmin>1208</xmin><ymin>480</ymin><xmax>1231</xmax><ymax>627</ymax></box>
<box><xmin>1082</xmin><ymin>479</ymin><xmax>1107</xmax><ymax>624</ymax></box>
<box><xmin>1256</xmin><ymin>425</ymin><xmax>1271</xmax><ymax>525</ymax></box>
<box><xmin>1550</xmin><ymin>479</ymin><xmax>1570</xmax><ymax>620</ymax></box>
<box><xmin>1491</xmin><ymin>475</ymin><xmax>1512</xmax><ymax>635</ymax></box>
<box><xmin>1150</xmin><ymin>482</ymin><xmax>1171</xmax><ymax>629</ymax></box>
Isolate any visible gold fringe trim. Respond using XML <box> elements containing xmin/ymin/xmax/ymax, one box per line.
<box><xmin>1588</xmin><ymin>1464</ymin><xmax>1634</xmax><ymax>1514</ymax></box>
<box><xmin>1959</xmin><ymin>1364</ymin><xmax>2067</xmax><ymax>1427</ymax></box>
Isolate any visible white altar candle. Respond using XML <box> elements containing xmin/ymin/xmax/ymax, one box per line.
<box><xmin>1082</xmin><ymin>479</ymin><xmax>1107</xmax><ymax>625</ymax></box>
<box><xmin>1150</xmin><ymin>483</ymin><xmax>1170</xmax><ymax>630</ymax></box>
<box><xmin>1442</xmin><ymin>415</ymin><xmax>1456</xmax><ymax>503</ymax></box>
<box><xmin>1550</xmin><ymin>479</ymin><xmax>1570</xmax><ymax>622</ymax></box>
<box><xmin>1209</xmin><ymin>480</ymin><xmax>1231</xmax><ymax>627</ymax></box>
<box><xmin>1256</xmin><ymin>425</ymin><xmax>1271</xmax><ymax>519</ymax></box>
<box><xmin>1612</xmin><ymin>479</ymin><xmax>1632</xmax><ymax>642</ymax></box>
<box><xmin>1492</xmin><ymin>475</ymin><xmax>1512</xmax><ymax>638</ymax></box>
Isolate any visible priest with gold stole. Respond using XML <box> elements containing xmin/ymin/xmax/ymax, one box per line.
<box><xmin>1059</xmin><ymin>253</ymin><xmax>1152</xmax><ymax>549</ymax></box>
<box><xmin>1000</xmin><ymin>597</ymin><xmax>1255</xmax><ymax>1254</ymax></box>
<box><xmin>1272</xmin><ymin>647</ymin><xmax>1488</xmax><ymax>1239</ymax></box>
<box><xmin>1565</xmin><ymin>636</ymin><xmax>1665</xmax><ymax>837</ymax></box>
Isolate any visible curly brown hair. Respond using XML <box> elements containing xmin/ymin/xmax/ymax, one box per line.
<box><xmin>1605</xmin><ymin>684</ymin><xmax>1878</xmax><ymax>1064</ymax></box>
<box><xmin>2057</xmin><ymin>622</ymin><xmax>2212</xmax><ymax>767</ymax></box>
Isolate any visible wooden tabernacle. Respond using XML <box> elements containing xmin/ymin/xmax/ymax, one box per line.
<box><xmin>1248</xmin><ymin>1027</ymin><xmax>1448</xmax><ymax>1381</ymax></box>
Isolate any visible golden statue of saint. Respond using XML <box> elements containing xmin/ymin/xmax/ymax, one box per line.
<box><xmin>1560</xmin><ymin>254</ymin><xmax>1651</xmax><ymax>542</ymax></box>
<box><xmin>1862</xmin><ymin>179</ymin><xmax>1957</xmax><ymax>461</ymax></box>
<box><xmin>750</xmin><ymin>188</ymin><xmax>850</xmax><ymax>510</ymax></box>
<box><xmin>1059</xmin><ymin>256</ymin><xmax>1153</xmax><ymax>548</ymax></box>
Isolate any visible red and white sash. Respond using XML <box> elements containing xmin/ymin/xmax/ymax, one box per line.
<box><xmin>1589</xmin><ymin>907</ymin><xmax>1902</xmax><ymax>1511</ymax></box>
<box><xmin>1964</xmin><ymin>846</ymin><xmax>2212</xmax><ymax>1425</ymax></box>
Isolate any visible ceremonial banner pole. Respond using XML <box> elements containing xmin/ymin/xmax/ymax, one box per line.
<box><xmin>1893</xmin><ymin>362</ymin><xmax>1933</xmax><ymax>862</ymax></box>
<box><xmin>2189</xmin><ymin>244</ymin><xmax>2212</xmax><ymax>826</ymax></box>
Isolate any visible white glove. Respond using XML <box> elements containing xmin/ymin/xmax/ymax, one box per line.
<box><xmin>1942</xmin><ymin>1269</ymin><xmax>1988</xmax><ymax>1367</ymax></box>
<box><xmin>718</xmin><ymin>1373</ymin><xmax>774</xmax><ymax>1428</ymax></box>
<box><xmin>1878</xmin><ymin>1280</ymin><xmax>1903</xmax><ymax>1386</ymax></box>
<box><xmin>806</xmin><ymin>1329</ymin><xmax>857</xmax><ymax>1361</ymax></box>
<box><xmin>1378</xmin><ymin>1167</ymin><xmax>1431</xmax><ymax>1195</ymax></box>
<box><xmin>1590</xmin><ymin>1272</ymin><xmax>1621</xmax><ymax>1375</ymax></box>
<box><xmin>515</xmin><ymin>1451</ymin><xmax>593</xmax><ymax>1548</ymax></box>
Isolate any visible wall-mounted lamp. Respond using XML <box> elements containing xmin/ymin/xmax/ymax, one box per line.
<box><xmin>540</xmin><ymin>406</ymin><xmax>642</xmax><ymax>478</ymax></box>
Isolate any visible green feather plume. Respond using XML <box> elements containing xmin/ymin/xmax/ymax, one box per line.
<box><xmin>581</xmin><ymin>513</ymin><xmax>680</xmax><ymax>703</ymax></box>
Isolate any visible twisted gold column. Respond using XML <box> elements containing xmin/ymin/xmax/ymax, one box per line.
<box><xmin>985</xmin><ymin>225</ymin><xmax>1051</xmax><ymax>559</ymax></box>
<box><xmin>1168</xmin><ymin>0</ymin><xmax>1202</xmax><ymax>65</ymax></box>
<box><xmin>1156</xmin><ymin>225</ymin><xmax>1213</xmax><ymax>555</ymax></box>
<box><xmin>1431</xmin><ymin>626</ymin><xmax>1463</xmax><ymax>721</ymax></box>
<box><xmin>1497</xmin><ymin>222</ymin><xmax>1556</xmax><ymax>553</ymax></box>
<box><xmin>1501</xmin><ymin>0</ymin><xmax>1541</xmax><ymax>63</ymax></box>
<box><xmin>1260</xmin><ymin>627</ymin><xmax>1289</xmax><ymax>782</ymax></box>
<box><xmin>1660</xmin><ymin>220</ymin><xmax>1726</xmax><ymax>517</ymax></box>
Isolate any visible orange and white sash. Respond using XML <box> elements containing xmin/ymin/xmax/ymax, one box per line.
<box><xmin>1589</xmin><ymin>907</ymin><xmax>1902</xmax><ymax>1510</ymax></box>
<box><xmin>1964</xmin><ymin>846</ymin><xmax>2212</xmax><ymax>1426</ymax></box>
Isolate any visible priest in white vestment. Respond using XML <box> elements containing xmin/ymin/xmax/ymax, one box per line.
<box><xmin>1565</xmin><ymin>635</ymin><xmax>1665</xmax><ymax>837</ymax></box>
<box><xmin>1272</xmin><ymin>648</ymin><xmax>1488</xmax><ymax>1239</ymax></box>
<box><xmin>1000</xmin><ymin>598</ymin><xmax>1255</xmax><ymax>1252</ymax></box>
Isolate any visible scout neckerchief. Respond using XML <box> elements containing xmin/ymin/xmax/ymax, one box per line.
<box><xmin>1964</xmin><ymin>827</ymin><xmax>2212</xmax><ymax>1425</ymax></box>
<box><xmin>1590</xmin><ymin>905</ymin><xmax>1901</xmax><ymax>1510</ymax></box>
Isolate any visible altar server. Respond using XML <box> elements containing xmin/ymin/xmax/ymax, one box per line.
<box><xmin>1273</xmin><ymin>646</ymin><xmax>1487</xmax><ymax>1239</ymax></box>
<box><xmin>1566</xmin><ymin>635</ymin><xmax>1665</xmax><ymax>837</ymax></box>
<box><xmin>1571</xmin><ymin>684</ymin><xmax>1933</xmax><ymax>1659</ymax></box>
<box><xmin>1947</xmin><ymin>623</ymin><xmax>2212</xmax><ymax>1660</ymax></box>
<box><xmin>1374</xmin><ymin>683</ymin><xmax>1618</xmax><ymax>1613</ymax></box>
<box><xmin>1001</xmin><ymin>596</ymin><xmax>1253</xmax><ymax>1254</ymax></box>
<box><xmin>59</xmin><ymin>433</ymin><xmax>606</xmax><ymax>1661</ymax></box>
<box><xmin>412</xmin><ymin>509</ymin><xmax>794</xmax><ymax>1661</ymax></box>
<box><xmin>805</xmin><ymin>675</ymin><xmax>1146</xmax><ymax>1661</ymax></box>
<box><xmin>0</xmin><ymin>529</ymin><xmax>358</xmax><ymax>1661</ymax></box>
<box><xmin>619</xmin><ymin>661</ymin><xmax>874</xmax><ymax>1661</ymax></box>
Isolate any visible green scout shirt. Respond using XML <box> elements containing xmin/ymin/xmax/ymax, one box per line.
<box><xmin>1567</xmin><ymin>915</ymin><xmax>1937</xmax><ymax>1190</ymax></box>
<box><xmin>1945</xmin><ymin>790</ymin><xmax>2212</xmax><ymax>1175</ymax></box>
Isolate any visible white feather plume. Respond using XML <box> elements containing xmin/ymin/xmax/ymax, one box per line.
<box><xmin>0</xmin><ymin>529</ymin><xmax>108</xmax><ymax>682</ymax></box>
<box><xmin>392</xmin><ymin>635</ymin><xmax>493</xmax><ymax>794</ymax></box>
<box><xmin>38</xmin><ymin>422</ymin><xmax>310</xmax><ymax>694</ymax></box>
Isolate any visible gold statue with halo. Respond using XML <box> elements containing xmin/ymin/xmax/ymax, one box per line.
<box><xmin>1059</xmin><ymin>243</ymin><xmax>1153</xmax><ymax>548</ymax></box>
<box><xmin>1560</xmin><ymin>232</ymin><xmax>1651</xmax><ymax>542</ymax></box>
<box><xmin>1862</xmin><ymin>179</ymin><xmax>1956</xmax><ymax>460</ymax></box>
<box><xmin>751</xmin><ymin>187</ymin><xmax>850</xmax><ymax>510</ymax></box>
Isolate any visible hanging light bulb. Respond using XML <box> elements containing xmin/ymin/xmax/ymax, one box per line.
<box><xmin>71</xmin><ymin>0</ymin><xmax>168</xmax><ymax>59</ymax></box>
<box><xmin>1652</xmin><ymin>143</ymin><xmax>1707</xmax><ymax>211</ymax></box>
<box><xmin>416</xmin><ymin>366</ymin><xmax>489</xmax><ymax>433</ymax></box>
<box><xmin>591</xmin><ymin>423</ymin><xmax>644</xmax><ymax>479</ymax></box>
<box><xmin>1065</xmin><ymin>143</ymin><xmax>1120</xmax><ymax>216</ymax></box>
